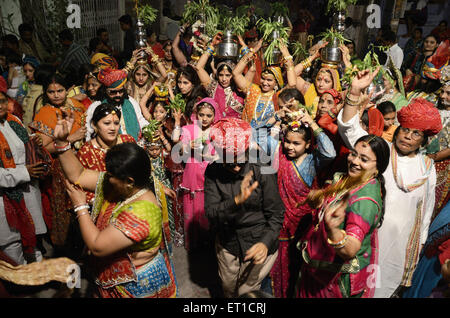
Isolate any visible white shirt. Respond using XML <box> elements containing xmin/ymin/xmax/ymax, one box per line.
<box><xmin>85</xmin><ymin>96</ymin><xmax>149</xmax><ymax>141</ymax></box>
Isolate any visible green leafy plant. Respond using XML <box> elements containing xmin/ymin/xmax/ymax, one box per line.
<box><xmin>257</xmin><ymin>18</ymin><xmax>290</xmax><ymax>65</ymax></box>
<box><xmin>319</xmin><ymin>28</ymin><xmax>350</xmax><ymax>46</ymax></box>
<box><xmin>290</xmin><ymin>41</ymin><xmax>309</xmax><ymax>63</ymax></box>
<box><xmin>270</xmin><ymin>2</ymin><xmax>289</xmax><ymax>17</ymax></box>
<box><xmin>220</xmin><ymin>15</ymin><xmax>250</xmax><ymax>36</ymax></box>
<box><xmin>142</xmin><ymin>119</ymin><xmax>161</xmax><ymax>141</ymax></box>
<box><xmin>138</xmin><ymin>5</ymin><xmax>158</xmax><ymax>25</ymax></box>
<box><xmin>169</xmin><ymin>94</ymin><xmax>187</xmax><ymax>113</ymax></box>
<box><xmin>342</xmin><ymin>44</ymin><xmax>388</xmax><ymax>86</ymax></box>
<box><xmin>326</xmin><ymin>0</ymin><xmax>359</xmax><ymax>13</ymax></box>
<box><xmin>182</xmin><ymin>0</ymin><xmax>217</xmax><ymax>25</ymax></box>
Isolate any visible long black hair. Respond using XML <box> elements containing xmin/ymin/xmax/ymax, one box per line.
<box><xmin>90</xmin><ymin>103</ymin><xmax>122</xmax><ymax>139</ymax></box>
<box><xmin>354</xmin><ymin>134</ymin><xmax>390</xmax><ymax>228</ymax></box>
<box><xmin>105</xmin><ymin>142</ymin><xmax>152</xmax><ymax>190</ymax></box>
<box><xmin>42</xmin><ymin>72</ymin><xmax>70</xmax><ymax>106</ymax></box>
<box><xmin>175</xmin><ymin>65</ymin><xmax>206</xmax><ymax>119</ymax></box>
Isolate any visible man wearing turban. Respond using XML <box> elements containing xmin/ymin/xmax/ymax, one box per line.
<box><xmin>84</xmin><ymin>67</ymin><xmax>148</xmax><ymax>142</ymax></box>
<box><xmin>337</xmin><ymin>69</ymin><xmax>442</xmax><ymax>298</ymax></box>
<box><xmin>204</xmin><ymin>117</ymin><xmax>284</xmax><ymax>298</ymax></box>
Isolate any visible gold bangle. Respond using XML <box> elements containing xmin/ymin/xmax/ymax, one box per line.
<box><xmin>327</xmin><ymin>229</ymin><xmax>348</xmax><ymax>248</ymax></box>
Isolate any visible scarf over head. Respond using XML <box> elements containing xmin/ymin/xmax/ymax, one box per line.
<box><xmin>321</xmin><ymin>89</ymin><xmax>342</xmax><ymax>105</ymax></box>
<box><xmin>190</xmin><ymin>97</ymin><xmax>223</xmax><ymax>123</ymax></box>
<box><xmin>421</xmin><ymin>40</ymin><xmax>450</xmax><ymax>80</ymax></box>
<box><xmin>397</xmin><ymin>98</ymin><xmax>443</xmax><ymax>136</ymax></box>
<box><xmin>91</xmin><ymin>53</ymin><xmax>118</xmax><ymax>70</ymax></box>
<box><xmin>263</xmin><ymin>66</ymin><xmax>284</xmax><ymax>89</ymax></box>
<box><xmin>98</xmin><ymin>67</ymin><xmax>128</xmax><ymax>89</ymax></box>
<box><xmin>367</xmin><ymin>107</ymin><xmax>385</xmax><ymax>136</ymax></box>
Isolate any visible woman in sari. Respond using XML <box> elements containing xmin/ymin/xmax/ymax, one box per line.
<box><xmin>232</xmin><ymin>40</ymin><xmax>296</xmax><ymax>147</ymax></box>
<box><xmin>296</xmin><ymin>134</ymin><xmax>390</xmax><ymax>298</ymax></box>
<box><xmin>194</xmin><ymin>34</ymin><xmax>248</xmax><ymax>119</ymax></box>
<box><xmin>77</xmin><ymin>103</ymin><xmax>135</xmax><ymax>204</ymax></box>
<box><xmin>266</xmin><ymin>110</ymin><xmax>336</xmax><ymax>298</ymax></box>
<box><xmin>29</xmin><ymin>72</ymin><xmax>86</xmax><ymax>248</ymax></box>
<box><xmin>53</xmin><ymin>112</ymin><xmax>177</xmax><ymax>298</ymax></box>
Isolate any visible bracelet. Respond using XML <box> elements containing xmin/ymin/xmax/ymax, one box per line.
<box><xmin>313</xmin><ymin>127</ymin><xmax>324</xmax><ymax>136</ymax></box>
<box><xmin>327</xmin><ymin>229</ymin><xmax>348</xmax><ymax>249</ymax></box>
<box><xmin>54</xmin><ymin>141</ymin><xmax>71</xmax><ymax>152</ymax></box>
<box><xmin>174</xmin><ymin>126</ymin><xmax>181</xmax><ymax>131</ymax></box>
<box><xmin>74</xmin><ymin>204</ymin><xmax>90</xmax><ymax>213</ymax></box>
<box><xmin>274</xmin><ymin>112</ymin><xmax>281</xmax><ymax>122</ymax></box>
<box><xmin>76</xmin><ymin>211</ymin><xmax>90</xmax><ymax>219</ymax></box>
<box><xmin>179</xmin><ymin>26</ymin><xmax>186</xmax><ymax>34</ymax></box>
<box><xmin>206</xmin><ymin>46</ymin><xmax>215</xmax><ymax>56</ymax></box>
<box><xmin>345</xmin><ymin>95</ymin><xmax>361</xmax><ymax>107</ymax></box>
<box><xmin>284</xmin><ymin>55</ymin><xmax>293</xmax><ymax>61</ymax></box>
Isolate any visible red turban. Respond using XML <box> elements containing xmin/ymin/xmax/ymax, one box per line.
<box><xmin>368</xmin><ymin>107</ymin><xmax>385</xmax><ymax>137</ymax></box>
<box><xmin>397</xmin><ymin>98</ymin><xmax>443</xmax><ymax>136</ymax></box>
<box><xmin>0</xmin><ymin>76</ymin><xmax>7</xmax><ymax>94</ymax></box>
<box><xmin>98</xmin><ymin>67</ymin><xmax>128</xmax><ymax>89</ymax></box>
<box><xmin>210</xmin><ymin>118</ymin><xmax>252</xmax><ymax>156</ymax></box>
<box><xmin>321</xmin><ymin>89</ymin><xmax>342</xmax><ymax>105</ymax></box>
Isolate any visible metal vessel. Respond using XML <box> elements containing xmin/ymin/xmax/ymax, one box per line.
<box><xmin>217</xmin><ymin>30</ymin><xmax>239</xmax><ymax>59</ymax></box>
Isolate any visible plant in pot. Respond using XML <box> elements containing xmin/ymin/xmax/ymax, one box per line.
<box><xmin>217</xmin><ymin>13</ymin><xmax>250</xmax><ymax>60</ymax></box>
<box><xmin>319</xmin><ymin>28</ymin><xmax>350</xmax><ymax>66</ymax></box>
<box><xmin>257</xmin><ymin>18</ymin><xmax>290</xmax><ymax>66</ymax></box>
<box><xmin>181</xmin><ymin>0</ymin><xmax>220</xmax><ymax>62</ymax></box>
<box><xmin>326</xmin><ymin>0</ymin><xmax>359</xmax><ymax>33</ymax></box>
<box><xmin>135</xmin><ymin>3</ymin><xmax>158</xmax><ymax>60</ymax></box>
<box><xmin>291</xmin><ymin>41</ymin><xmax>309</xmax><ymax>64</ymax></box>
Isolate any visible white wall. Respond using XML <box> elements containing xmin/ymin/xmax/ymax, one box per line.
<box><xmin>0</xmin><ymin>0</ymin><xmax>23</xmax><ymax>36</ymax></box>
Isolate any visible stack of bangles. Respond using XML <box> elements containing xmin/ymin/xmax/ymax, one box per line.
<box><xmin>124</xmin><ymin>61</ymin><xmax>134</xmax><ymax>73</ymax></box>
<box><xmin>151</xmin><ymin>54</ymin><xmax>162</xmax><ymax>65</ymax></box>
<box><xmin>54</xmin><ymin>141</ymin><xmax>71</xmax><ymax>153</ymax></box>
<box><xmin>74</xmin><ymin>203</ymin><xmax>90</xmax><ymax>219</ymax></box>
<box><xmin>327</xmin><ymin>229</ymin><xmax>348</xmax><ymax>249</ymax></box>
<box><xmin>301</xmin><ymin>56</ymin><xmax>314</xmax><ymax>69</ymax></box>
<box><xmin>240</xmin><ymin>46</ymin><xmax>250</xmax><ymax>56</ymax></box>
<box><xmin>345</xmin><ymin>94</ymin><xmax>361</xmax><ymax>107</ymax></box>
<box><xmin>206</xmin><ymin>46</ymin><xmax>215</xmax><ymax>56</ymax></box>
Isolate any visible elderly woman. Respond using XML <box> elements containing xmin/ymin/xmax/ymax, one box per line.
<box><xmin>52</xmin><ymin>110</ymin><xmax>177</xmax><ymax>298</ymax></box>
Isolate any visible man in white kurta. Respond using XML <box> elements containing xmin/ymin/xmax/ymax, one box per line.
<box><xmin>0</xmin><ymin>120</ymin><xmax>47</xmax><ymax>265</ymax></box>
<box><xmin>337</xmin><ymin>96</ymin><xmax>440</xmax><ymax>297</ymax></box>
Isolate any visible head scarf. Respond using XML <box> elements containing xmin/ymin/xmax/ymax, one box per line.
<box><xmin>262</xmin><ymin>66</ymin><xmax>284</xmax><ymax>89</ymax></box>
<box><xmin>316</xmin><ymin>67</ymin><xmax>342</xmax><ymax>91</ymax></box>
<box><xmin>0</xmin><ymin>76</ymin><xmax>7</xmax><ymax>94</ymax></box>
<box><xmin>91</xmin><ymin>53</ymin><xmax>118</xmax><ymax>70</ymax></box>
<box><xmin>22</xmin><ymin>55</ymin><xmax>40</xmax><ymax>69</ymax></box>
<box><xmin>421</xmin><ymin>40</ymin><xmax>450</xmax><ymax>80</ymax></box>
<box><xmin>384</xmin><ymin>57</ymin><xmax>405</xmax><ymax>96</ymax></box>
<box><xmin>210</xmin><ymin>117</ymin><xmax>252</xmax><ymax>156</ymax></box>
<box><xmin>97</xmin><ymin>67</ymin><xmax>128</xmax><ymax>89</ymax></box>
<box><xmin>321</xmin><ymin>89</ymin><xmax>342</xmax><ymax>105</ymax></box>
<box><xmin>367</xmin><ymin>107</ymin><xmax>385</xmax><ymax>136</ymax></box>
<box><xmin>190</xmin><ymin>97</ymin><xmax>223</xmax><ymax>123</ymax></box>
<box><xmin>397</xmin><ymin>98</ymin><xmax>443</xmax><ymax>136</ymax></box>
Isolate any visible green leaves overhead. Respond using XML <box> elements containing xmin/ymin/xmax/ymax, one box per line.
<box><xmin>291</xmin><ymin>41</ymin><xmax>309</xmax><ymax>62</ymax></box>
<box><xmin>270</xmin><ymin>2</ymin><xmax>289</xmax><ymax>17</ymax></box>
<box><xmin>257</xmin><ymin>18</ymin><xmax>290</xmax><ymax>66</ymax></box>
<box><xmin>326</xmin><ymin>0</ymin><xmax>359</xmax><ymax>13</ymax></box>
<box><xmin>220</xmin><ymin>15</ymin><xmax>250</xmax><ymax>36</ymax></box>
<box><xmin>169</xmin><ymin>94</ymin><xmax>187</xmax><ymax>113</ymax></box>
<box><xmin>142</xmin><ymin>119</ymin><xmax>161</xmax><ymax>141</ymax></box>
<box><xmin>138</xmin><ymin>5</ymin><xmax>158</xmax><ymax>25</ymax></box>
<box><xmin>318</xmin><ymin>28</ymin><xmax>350</xmax><ymax>46</ymax></box>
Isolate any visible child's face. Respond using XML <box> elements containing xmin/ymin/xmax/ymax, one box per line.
<box><xmin>153</xmin><ymin>104</ymin><xmax>167</xmax><ymax>121</ymax></box>
<box><xmin>283</xmin><ymin>131</ymin><xmax>310</xmax><ymax>160</ymax></box>
<box><xmin>383</xmin><ymin>111</ymin><xmax>396</xmax><ymax>130</ymax></box>
<box><xmin>148</xmin><ymin>145</ymin><xmax>162</xmax><ymax>158</ymax></box>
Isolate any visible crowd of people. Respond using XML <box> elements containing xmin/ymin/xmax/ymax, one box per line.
<box><xmin>0</xmin><ymin>1</ymin><xmax>449</xmax><ymax>299</ymax></box>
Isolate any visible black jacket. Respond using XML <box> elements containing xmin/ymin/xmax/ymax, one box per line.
<box><xmin>204</xmin><ymin>161</ymin><xmax>284</xmax><ymax>259</ymax></box>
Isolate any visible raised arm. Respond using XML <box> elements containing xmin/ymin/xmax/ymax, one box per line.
<box><xmin>279</xmin><ymin>42</ymin><xmax>296</xmax><ymax>88</ymax></box>
<box><xmin>139</xmin><ymin>82</ymin><xmax>157</xmax><ymax>121</ymax></box>
<box><xmin>295</xmin><ymin>41</ymin><xmax>328</xmax><ymax>94</ymax></box>
<box><xmin>233</xmin><ymin>38</ymin><xmax>263</xmax><ymax>93</ymax></box>
<box><xmin>172</xmin><ymin>24</ymin><xmax>189</xmax><ymax>67</ymax></box>
<box><xmin>54</xmin><ymin>111</ymin><xmax>99</xmax><ymax>192</ymax></box>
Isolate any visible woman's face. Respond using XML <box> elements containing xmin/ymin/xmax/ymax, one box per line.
<box><xmin>134</xmin><ymin>67</ymin><xmax>149</xmax><ymax>86</ymax></box>
<box><xmin>283</xmin><ymin>131</ymin><xmax>310</xmax><ymax>160</ymax></box>
<box><xmin>177</xmin><ymin>74</ymin><xmax>194</xmax><ymax>95</ymax></box>
<box><xmin>94</xmin><ymin>113</ymin><xmax>120</xmax><ymax>144</ymax></box>
<box><xmin>23</xmin><ymin>64</ymin><xmax>35</xmax><ymax>82</ymax></box>
<box><xmin>423</xmin><ymin>36</ymin><xmax>438</xmax><ymax>52</ymax></box>
<box><xmin>260</xmin><ymin>73</ymin><xmax>277</xmax><ymax>93</ymax></box>
<box><xmin>197</xmin><ymin>105</ymin><xmax>215</xmax><ymax>128</ymax></box>
<box><xmin>317</xmin><ymin>93</ymin><xmax>336</xmax><ymax>118</ymax></box>
<box><xmin>315</xmin><ymin>71</ymin><xmax>333</xmax><ymax>94</ymax></box>
<box><xmin>383</xmin><ymin>111</ymin><xmax>396</xmax><ymax>130</ymax></box>
<box><xmin>347</xmin><ymin>141</ymin><xmax>378</xmax><ymax>178</ymax></box>
<box><xmin>152</xmin><ymin>104</ymin><xmax>167</xmax><ymax>122</ymax></box>
<box><xmin>46</xmin><ymin>83</ymin><xmax>67</xmax><ymax>106</ymax></box>
<box><xmin>87</xmin><ymin>77</ymin><xmax>101</xmax><ymax>98</ymax></box>
<box><xmin>218</xmin><ymin>68</ymin><xmax>232</xmax><ymax>88</ymax></box>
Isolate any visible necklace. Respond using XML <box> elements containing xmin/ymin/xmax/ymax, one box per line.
<box><xmin>111</xmin><ymin>188</ymin><xmax>149</xmax><ymax>220</ymax></box>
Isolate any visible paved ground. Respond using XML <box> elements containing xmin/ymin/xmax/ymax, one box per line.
<box><xmin>5</xmin><ymin>240</ymin><xmax>223</xmax><ymax>298</ymax></box>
